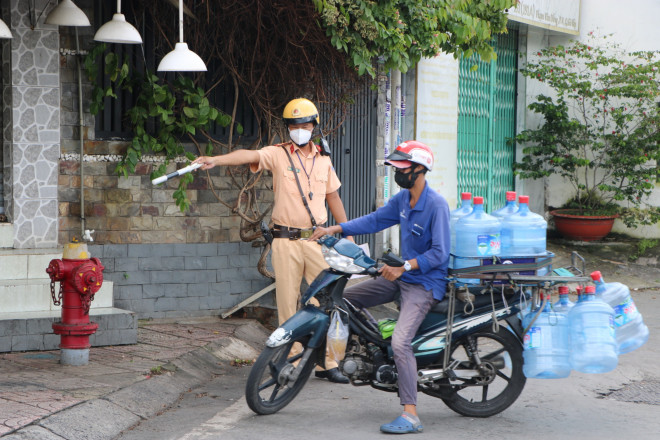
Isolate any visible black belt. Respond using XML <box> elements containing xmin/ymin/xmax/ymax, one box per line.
<box><xmin>272</xmin><ymin>224</ymin><xmax>316</xmax><ymax>240</ymax></box>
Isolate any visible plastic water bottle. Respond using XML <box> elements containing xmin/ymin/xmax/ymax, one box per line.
<box><xmin>568</xmin><ymin>285</ymin><xmax>618</xmax><ymax>374</ymax></box>
<box><xmin>454</xmin><ymin>196</ymin><xmax>501</xmax><ymax>257</ymax></box>
<box><xmin>501</xmin><ymin>195</ymin><xmax>547</xmax><ymax>256</ymax></box>
<box><xmin>590</xmin><ymin>271</ymin><xmax>649</xmax><ymax>354</ymax></box>
<box><xmin>553</xmin><ymin>286</ymin><xmax>575</xmax><ymax>314</ymax></box>
<box><xmin>492</xmin><ymin>191</ymin><xmax>518</xmax><ymax>219</ymax></box>
<box><xmin>452</xmin><ymin>197</ymin><xmax>500</xmax><ymax>284</ymax></box>
<box><xmin>450</xmin><ymin>192</ymin><xmax>473</xmax><ymax>254</ymax></box>
<box><xmin>522</xmin><ymin>292</ymin><xmax>571</xmax><ymax>379</ymax></box>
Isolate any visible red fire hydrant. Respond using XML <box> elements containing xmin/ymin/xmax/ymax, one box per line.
<box><xmin>46</xmin><ymin>242</ymin><xmax>104</xmax><ymax>366</ymax></box>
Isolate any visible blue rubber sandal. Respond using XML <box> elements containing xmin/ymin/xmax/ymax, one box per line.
<box><xmin>380</xmin><ymin>413</ymin><xmax>424</xmax><ymax>434</ymax></box>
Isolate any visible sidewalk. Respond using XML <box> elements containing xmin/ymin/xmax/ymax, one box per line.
<box><xmin>1</xmin><ymin>238</ymin><xmax>658</xmax><ymax>439</ymax></box>
<box><xmin>0</xmin><ymin>318</ymin><xmax>270</xmax><ymax>439</ymax></box>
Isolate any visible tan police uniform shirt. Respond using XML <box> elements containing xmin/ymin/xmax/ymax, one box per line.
<box><xmin>250</xmin><ymin>142</ymin><xmax>341</xmax><ymax>229</ymax></box>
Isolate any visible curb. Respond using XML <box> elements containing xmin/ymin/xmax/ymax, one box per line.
<box><xmin>3</xmin><ymin>321</ymin><xmax>268</xmax><ymax>440</ymax></box>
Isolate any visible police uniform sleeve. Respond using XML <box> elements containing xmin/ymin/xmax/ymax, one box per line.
<box><xmin>249</xmin><ymin>145</ymin><xmax>280</xmax><ymax>173</ymax></box>
<box><xmin>325</xmin><ymin>158</ymin><xmax>341</xmax><ymax>194</ymax></box>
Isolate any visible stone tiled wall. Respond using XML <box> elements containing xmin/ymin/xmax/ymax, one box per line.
<box><xmin>4</xmin><ymin>0</ymin><xmax>60</xmax><ymax>248</ymax></box>
<box><xmin>58</xmin><ymin>153</ymin><xmax>274</xmax><ymax>245</ymax></box>
<box><xmin>88</xmin><ymin>242</ymin><xmax>273</xmax><ymax>319</ymax></box>
<box><xmin>0</xmin><ymin>2</ymin><xmax>9</xmax><ymax>218</ymax></box>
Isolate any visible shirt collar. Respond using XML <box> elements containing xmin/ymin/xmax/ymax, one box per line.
<box><xmin>403</xmin><ymin>181</ymin><xmax>429</xmax><ymax>212</ymax></box>
<box><xmin>289</xmin><ymin>141</ymin><xmax>320</xmax><ymax>157</ymax></box>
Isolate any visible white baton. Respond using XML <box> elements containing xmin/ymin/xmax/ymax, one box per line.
<box><xmin>151</xmin><ymin>163</ymin><xmax>202</xmax><ymax>185</ymax></box>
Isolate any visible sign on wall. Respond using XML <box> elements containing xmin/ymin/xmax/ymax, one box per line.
<box><xmin>415</xmin><ymin>55</ymin><xmax>459</xmax><ymax>207</ymax></box>
<box><xmin>508</xmin><ymin>0</ymin><xmax>581</xmax><ymax>35</ymax></box>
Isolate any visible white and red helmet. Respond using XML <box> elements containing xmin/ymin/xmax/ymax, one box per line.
<box><xmin>385</xmin><ymin>140</ymin><xmax>434</xmax><ymax>171</ymax></box>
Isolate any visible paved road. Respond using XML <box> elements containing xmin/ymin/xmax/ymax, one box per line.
<box><xmin>116</xmin><ymin>291</ymin><xmax>660</xmax><ymax>440</ymax></box>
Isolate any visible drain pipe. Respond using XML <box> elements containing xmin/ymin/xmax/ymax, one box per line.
<box><xmin>382</xmin><ymin>70</ymin><xmax>392</xmax><ymax>252</ymax></box>
<box><xmin>75</xmin><ymin>28</ymin><xmax>85</xmax><ymax>239</ymax></box>
<box><xmin>389</xmin><ymin>69</ymin><xmax>402</xmax><ymax>254</ymax></box>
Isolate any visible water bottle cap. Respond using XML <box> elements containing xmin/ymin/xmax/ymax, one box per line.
<box><xmin>576</xmin><ymin>286</ymin><xmax>583</xmax><ymax>294</ymax></box>
<box><xmin>518</xmin><ymin>195</ymin><xmax>529</xmax><ymax>204</ymax></box>
<box><xmin>584</xmin><ymin>285</ymin><xmax>596</xmax><ymax>294</ymax></box>
<box><xmin>590</xmin><ymin>270</ymin><xmax>602</xmax><ymax>281</ymax></box>
<box><xmin>474</xmin><ymin>196</ymin><xmax>484</xmax><ymax>205</ymax></box>
<box><xmin>558</xmin><ymin>286</ymin><xmax>569</xmax><ymax>294</ymax></box>
<box><xmin>461</xmin><ymin>192</ymin><xmax>472</xmax><ymax>200</ymax></box>
<box><xmin>505</xmin><ymin>191</ymin><xmax>516</xmax><ymax>201</ymax></box>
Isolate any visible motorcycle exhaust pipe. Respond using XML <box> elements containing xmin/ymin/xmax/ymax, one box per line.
<box><xmin>417</xmin><ymin>368</ymin><xmax>446</xmax><ymax>383</ymax></box>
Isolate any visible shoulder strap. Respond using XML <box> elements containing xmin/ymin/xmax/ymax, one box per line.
<box><xmin>281</xmin><ymin>146</ymin><xmax>317</xmax><ymax>228</ymax></box>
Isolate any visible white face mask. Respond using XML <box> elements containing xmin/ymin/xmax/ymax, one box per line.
<box><xmin>289</xmin><ymin>128</ymin><xmax>312</xmax><ymax>146</ymax></box>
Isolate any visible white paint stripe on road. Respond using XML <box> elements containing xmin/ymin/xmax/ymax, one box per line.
<box><xmin>178</xmin><ymin>397</ymin><xmax>252</xmax><ymax>439</ymax></box>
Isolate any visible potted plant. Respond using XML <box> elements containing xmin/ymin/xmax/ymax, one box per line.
<box><xmin>513</xmin><ymin>32</ymin><xmax>660</xmax><ymax>241</ymax></box>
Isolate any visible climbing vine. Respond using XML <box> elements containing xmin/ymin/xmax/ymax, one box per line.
<box><xmin>313</xmin><ymin>0</ymin><xmax>516</xmax><ymax>76</ymax></box>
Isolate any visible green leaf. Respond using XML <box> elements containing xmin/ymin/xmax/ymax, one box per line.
<box><xmin>183</xmin><ymin>107</ymin><xmax>197</xmax><ymax>118</ymax></box>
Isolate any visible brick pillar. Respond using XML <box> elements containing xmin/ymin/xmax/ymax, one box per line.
<box><xmin>6</xmin><ymin>0</ymin><xmax>60</xmax><ymax>248</ymax></box>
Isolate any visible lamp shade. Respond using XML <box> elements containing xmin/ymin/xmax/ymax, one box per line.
<box><xmin>0</xmin><ymin>19</ymin><xmax>11</xmax><ymax>39</ymax></box>
<box><xmin>94</xmin><ymin>14</ymin><xmax>142</xmax><ymax>44</ymax></box>
<box><xmin>45</xmin><ymin>0</ymin><xmax>91</xmax><ymax>27</ymax></box>
<box><xmin>157</xmin><ymin>42</ymin><xmax>207</xmax><ymax>72</ymax></box>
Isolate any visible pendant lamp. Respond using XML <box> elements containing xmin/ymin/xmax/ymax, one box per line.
<box><xmin>157</xmin><ymin>0</ymin><xmax>206</xmax><ymax>71</ymax></box>
<box><xmin>45</xmin><ymin>0</ymin><xmax>91</xmax><ymax>27</ymax></box>
<box><xmin>94</xmin><ymin>0</ymin><xmax>142</xmax><ymax>44</ymax></box>
<box><xmin>0</xmin><ymin>19</ymin><xmax>11</xmax><ymax>39</ymax></box>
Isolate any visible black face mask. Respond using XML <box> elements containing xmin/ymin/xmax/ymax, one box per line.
<box><xmin>394</xmin><ymin>168</ymin><xmax>424</xmax><ymax>189</ymax></box>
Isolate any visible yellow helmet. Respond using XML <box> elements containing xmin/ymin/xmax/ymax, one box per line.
<box><xmin>282</xmin><ymin>98</ymin><xmax>319</xmax><ymax>126</ymax></box>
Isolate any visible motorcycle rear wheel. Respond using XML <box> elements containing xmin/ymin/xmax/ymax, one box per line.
<box><xmin>423</xmin><ymin>327</ymin><xmax>526</xmax><ymax>418</ymax></box>
<box><xmin>245</xmin><ymin>337</ymin><xmax>318</xmax><ymax>415</ymax></box>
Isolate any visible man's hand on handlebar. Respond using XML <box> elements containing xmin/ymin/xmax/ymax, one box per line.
<box><xmin>307</xmin><ymin>225</ymin><xmax>349</xmax><ymax>241</ymax></box>
<box><xmin>308</xmin><ymin>225</ymin><xmax>354</xmax><ymax>243</ymax></box>
<box><xmin>379</xmin><ymin>264</ymin><xmax>406</xmax><ymax>281</ymax></box>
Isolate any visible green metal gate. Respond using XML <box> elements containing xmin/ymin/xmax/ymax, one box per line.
<box><xmin>457</xmin><ymin>29</ymin><xmax>518</xmax><ymax>212</ymax></box>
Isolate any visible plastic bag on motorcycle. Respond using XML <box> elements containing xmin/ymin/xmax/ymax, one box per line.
<box><xmin>327</xmin><ymin>309</ymin><xmax>349</xmax><ymax>362</ymax></box>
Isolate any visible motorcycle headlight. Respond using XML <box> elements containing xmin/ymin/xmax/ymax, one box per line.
<box><xmin>322</xmin><ymin>244</ymin><xmax>367</xmax><ymax>274</ymax></box>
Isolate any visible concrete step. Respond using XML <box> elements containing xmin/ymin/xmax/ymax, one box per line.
<box><xmin>0</xmin><ymin>247</ymin><xmax>113</xmax><ymax>313</ymax></box>
<box><xmin>0</xmin><ymin>307</ymin><xmax>137</xmax><ymax>352</ymax></box>
<box><xmin>0</xmin><ymin>279</ymin><xmax>113</xmax><ymax>313</ymax></box>
<box><xmin>0</xmin><ymin>223</ymin><xmax>12</xmax><ymax>248</ymax></box>
<box><xmin>0</xmin><ymin>247</ymin><xmax>60</xmax><ymax>280</ymax></box>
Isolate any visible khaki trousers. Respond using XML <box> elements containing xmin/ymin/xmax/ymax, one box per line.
<box><xmin>271</xmin><ymin>237</ymin><xmax>338</xmax><ymax>370</ymax></box>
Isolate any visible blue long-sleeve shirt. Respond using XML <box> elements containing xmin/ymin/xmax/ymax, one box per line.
<box><xmin>340</xmin><ymin>182</ymin><xmax>451</xmax><ymax>301</ymax></box>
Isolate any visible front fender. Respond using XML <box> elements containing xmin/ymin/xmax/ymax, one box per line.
<box><xmin>266</xmin><ymin>305</ymin><xmax>330</xmax><ymax>348</ymax></box>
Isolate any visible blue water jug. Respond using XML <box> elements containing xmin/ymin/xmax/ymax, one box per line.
<box><xmin>492</xmin><ymin>191</ymin><xmax>518</xmax><ymax>219</ymax></box>
<box><xmin>523</xmin><ymin>292</ymin><xmax>571</xmax><ymax>379</ymax></box>
<box><xmin>553</xmin><ymin>285</ymin><xmax>575</xmax><ymax>314</ymax></box>
<box><xmin>568</xmin><ymin>285</ymin><xmax>618</xmax><ymax>373</ymax></box>
<box><xmin>454</xmin><ymin>196</ymin><xmax>501</xmax><ymax>257</ymax></box>
<box><xmin>590</xmin><ymin>271</ymin><xmax>649</xmax><ymax>354</ymax></box>
<box><xmin>501</xmin><ymin>195</ymin><xmax>547</xmax><ymax>256</ymax></box>
<box><xmin>450</xmin><ymin>192</ymin><xmax>473</xmax><ymax>254</ymax></box>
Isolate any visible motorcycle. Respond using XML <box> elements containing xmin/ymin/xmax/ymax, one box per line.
<box><xmin>245</xmin><ymin>235</ymin><xmax>531</xmax><ymax>417</ymax></box>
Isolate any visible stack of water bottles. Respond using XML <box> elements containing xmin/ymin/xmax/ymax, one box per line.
<box><xmin>522</xmin><ymin>277</ymin><xmax>649</xmax><ymax>379</ymax></box>
<box><xmin>449</xmin><ymin>192</ymin><xmax>548</xmax><ymax>283</ymax></box>
<box><xmin>448</xmin><ymin>192</ymin><xmax>648</xmax><ymax>378</ymax></box>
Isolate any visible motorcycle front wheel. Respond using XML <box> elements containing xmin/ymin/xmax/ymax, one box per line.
<box><xmin>245</xmin><ymin>336</ymin><xmax>318</xmax><ymax>415</ymax></box>
<box><xmin>423</xmin><ymin>327</ymin><xmax>526</xmax><ymax>418</ymax></box>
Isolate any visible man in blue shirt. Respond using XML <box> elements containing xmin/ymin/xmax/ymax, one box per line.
<box><xmin>309</xmin><ymin>140</ymin><xmax>450</xmax><ymax>434</ymax></box>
